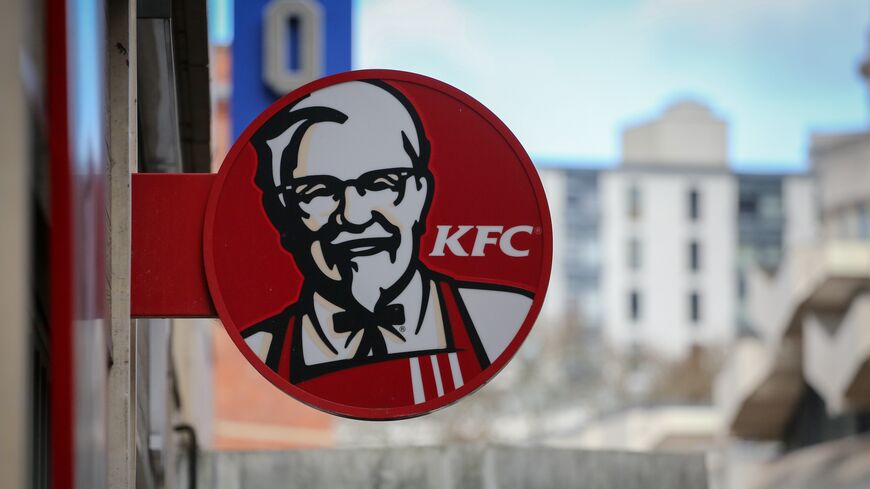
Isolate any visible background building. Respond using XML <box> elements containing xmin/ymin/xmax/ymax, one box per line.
<box><xmin>540</xmin><ymin>167</ymin><xmax>602</xmax><ymax>330</ymax></box>
<box><xmin>602</xmin><ymin>101</ymin><xmax>737</xmax><ymax>360</ymax></box>
<box><xmin>534</xmin><ymin>101</ymin><xmax>817</xmax><ymax>457</ymax></box>
<box><xmin>714</xmin><ymin>49</ymin><xmax>870</xmax><ymax>489</ymax></box>
<box><xmin>735</xmin><ymin>174</ymin><xmax>786</xmax><ymax>334</ymax></box>
<box><xmin>735</xmin><ymin>173</ymin><xmax>816</xmax><ymax>336</ymax></box>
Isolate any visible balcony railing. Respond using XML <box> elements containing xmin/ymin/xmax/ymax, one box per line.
<box><xmin>747</xmin><ymin>241</ymin><xmax>870</xmax><ymax>346</ymax></box>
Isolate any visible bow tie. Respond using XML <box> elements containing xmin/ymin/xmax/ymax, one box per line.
<box><xmin>333</xmin><ymin>304</ymin><xmax>406</xmax><ymax>359</ymax></box>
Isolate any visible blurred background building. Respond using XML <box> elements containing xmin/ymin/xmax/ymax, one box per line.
<box><xmin>602</xmin><ymin>101</ymin><xmax>737</xmax><ymax>361</ymax></box>
<box><xmin>715</xmin><ymin>109</ymin><xmax>870</xmax><ymax>489</ymax></box>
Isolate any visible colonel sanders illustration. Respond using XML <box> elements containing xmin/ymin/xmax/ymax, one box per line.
<box><xmin>241</xmin><ymin>80</ymin><xmax>533</xmax><ymax>406</ymax></box>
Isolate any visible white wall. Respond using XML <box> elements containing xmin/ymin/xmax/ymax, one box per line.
<box><xmin>601</xmin><ymin>170</ymin><xmax>736</xmax><ymax>359</ymax></box>
<box><xmin>783</xmin><ymin>176</ymin><xmax>818</xmax><ymax>249</ymax></box>
<box><xmin>811</xmin><ymin>134</ymin><xmax>870</xmax><ymax>241</ymax></box>
<box><xmin>812</xmin><ymin>133</ymin><xmax>870</xmax><ymax>215</ymax></box>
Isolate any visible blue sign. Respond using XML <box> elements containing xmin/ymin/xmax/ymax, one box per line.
<box><xmin>232</xmin><ymin>0</ymin><xmax>352</xmax><ymax>139</ymax></box>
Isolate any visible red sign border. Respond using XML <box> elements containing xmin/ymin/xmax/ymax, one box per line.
<box><xmin>203</xmin><ymin>69</ymin><xmax>553</xmax><ymax>420</ymax></box>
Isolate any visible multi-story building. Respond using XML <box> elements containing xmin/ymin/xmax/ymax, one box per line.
<box><xmin>541</xmin><ymin>104</ymin><xmax>813</xmax><ymax>362</ymax></box>
<box><xmin>539</xmin><ymin>167</ymin><xmax>602</xmax><ymax>330</ymax></box>
<box><xmin>715</xmin><ymin>58</ymin><xmax>870</xmax><ymax>486</ymax></box>
<box><xmin>535</xmin><ymin>104</ymin><xmax>815</xmax><ymax>456</ymax></box>
<box><xmin>601</xmin><ymin>101</ymin><xmax>737</xmax><ymax>359</ymax></box>
<box><xmin>735</xmin><ymin>175</ymin><xmax>785</xmax><ymax>335</ymax></box>
<box><xmin>734</xmin><ymin>173</ymin><xmax>816</xmax><ymax>336</ymax></box>
<box><xmin>564</xmin><ymin>170</ymin><xmax>604</xmax><ymax>328</ymax></box>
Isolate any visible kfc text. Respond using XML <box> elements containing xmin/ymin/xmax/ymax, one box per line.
<box><xmin>429</xmin><ymin>225</ymin><xmax>533</xmax><ymax>257</ymax></box>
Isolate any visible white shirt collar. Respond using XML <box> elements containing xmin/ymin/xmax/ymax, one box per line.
<box><xmin>300</xmin><ymin>271</ymin><xmax>447</xmax><ymax>365</ymax></box>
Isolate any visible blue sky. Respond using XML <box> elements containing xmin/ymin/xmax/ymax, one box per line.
<box><xmin>212</xmin><ymin>0</ymin><xmax>870</xmax><ymax>170</ymax></box>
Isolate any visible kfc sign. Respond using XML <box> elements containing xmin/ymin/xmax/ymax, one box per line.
<box><xmin>205</xmin><ymin>70</ymin><xmax>551</xmax><ymax>419</ymax></box>
<box><xmin>430</xmin><ymin>225</ymin><xmax>535</xmax><ymax>257</ymax></box>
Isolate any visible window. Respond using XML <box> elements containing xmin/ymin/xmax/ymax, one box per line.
<box><xmin>576</xmin><ymin>238</ymin><xmax>599</xmax><ymax>268</ymax></box>
<box><xmin>629</xmin><ymin>290</ymin><xmax>641</xmax><ymax>321</ymax></box>
<box><xmin>689</xmin><ymin>241</ymin><xmax>700</xmax><ymax>271</ymax></box>
<box><xmin>628</xmin><ymin>184</ymin><xmax>641</xmax><ymax>219</ymax></box>
<box><xmin>738</xmin><ymin>195</ymin><xmax>757</xmax><ymax>215</ymax></box>
<box><xmin>688</xmin><ymin>188</ymin><xmax>700</xmax><ymax>221</ymax></box>
<box><xmin>579</xmin><ymin>290</ymin><xmax>602</xmax><ymax>325</ymax></box>
<box><xmin>737</xmin><ymin>270</ymin><xmax>747</xmax><ymax>299</ymax></box>
<box><xmin>690</xmin><ymin>292</ymin><xmax>701</xmax><ymax>323</ymax></box>
<box><xmin>758</xmin><ymin>245</ymin><xmax>783</xmax><ymax>269</ymax></box>
<box><xmin>628</xmin><ymin>238</ymin><xmax>641</xmax><ymax>270</ymax></box>
<box><xmin>759</xmin><ymin>194</ymin><xmax>783</xmax><ymax>219</ymax></box>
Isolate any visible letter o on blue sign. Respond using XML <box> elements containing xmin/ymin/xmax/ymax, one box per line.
<box><xmin>263</xmin><ymin>0</ymin><xmax>324</xmax><ymax>95</ymax></box>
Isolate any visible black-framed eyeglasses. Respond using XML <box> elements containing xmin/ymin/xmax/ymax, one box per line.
<box><xmin>281</xmin><ymin>167</ymin><xmax>418</xmax><ymax>205</ymax></box>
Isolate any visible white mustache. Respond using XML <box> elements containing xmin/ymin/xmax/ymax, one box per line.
<box><xmin>331</xmin><ymin>222</ymin><xmax>393</xmax><ymax>245</ymax></box>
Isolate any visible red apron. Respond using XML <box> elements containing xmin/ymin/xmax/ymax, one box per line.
<box><xmin>276</xmin><ymin>280</ymin><xmax>487</xmax><ymax>408</ymax></box>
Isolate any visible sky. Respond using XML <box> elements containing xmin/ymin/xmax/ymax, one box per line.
<box><xmin>212</xmin><ymin>0</ymin><xmax>870</xmax><ymax>170</ymax></box>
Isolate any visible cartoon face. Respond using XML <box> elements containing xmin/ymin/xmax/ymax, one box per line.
<box><xmin>256</xmin><ymin>81</ymin><xmax>432</xmax><ymax>311</ymax></box>
<box><xmin>209</xmin><ymin>70</ymin><xmax>550</xmax><ymax>420</ymax></box>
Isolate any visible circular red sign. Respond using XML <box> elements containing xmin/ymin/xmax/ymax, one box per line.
<box><xmin>204</xmin><ymin>70</ymin><xmax>552</xmax><ymax>420</ymax></box>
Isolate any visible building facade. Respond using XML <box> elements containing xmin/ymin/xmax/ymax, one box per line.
<box><xmin>715</xmin><ymin>91</ymin><xmax>870</xmax><ymax>487</ymax></box>
<box><xmin>601</xmin><ymin>102</ymin><xmax>737</xmax><ymax>359</ymax></box>
<box><xmin>1</xmin><ymin>0</ymin><xmax>213</xmax><ymax>488</ymax></box>
<box><xmin>541</xmin><ymin>102</ymin><xmax>815</xmax><ymax>364</ymax></box>
<box><xmin>540</xmin><ymin>167</ymin><xmax>602</xmax><ymax>330</ymax></box>
<box><xmin>735</xmin><ymin>174</ymin><xmax>816</xmax><ymax>336</ymax></box>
